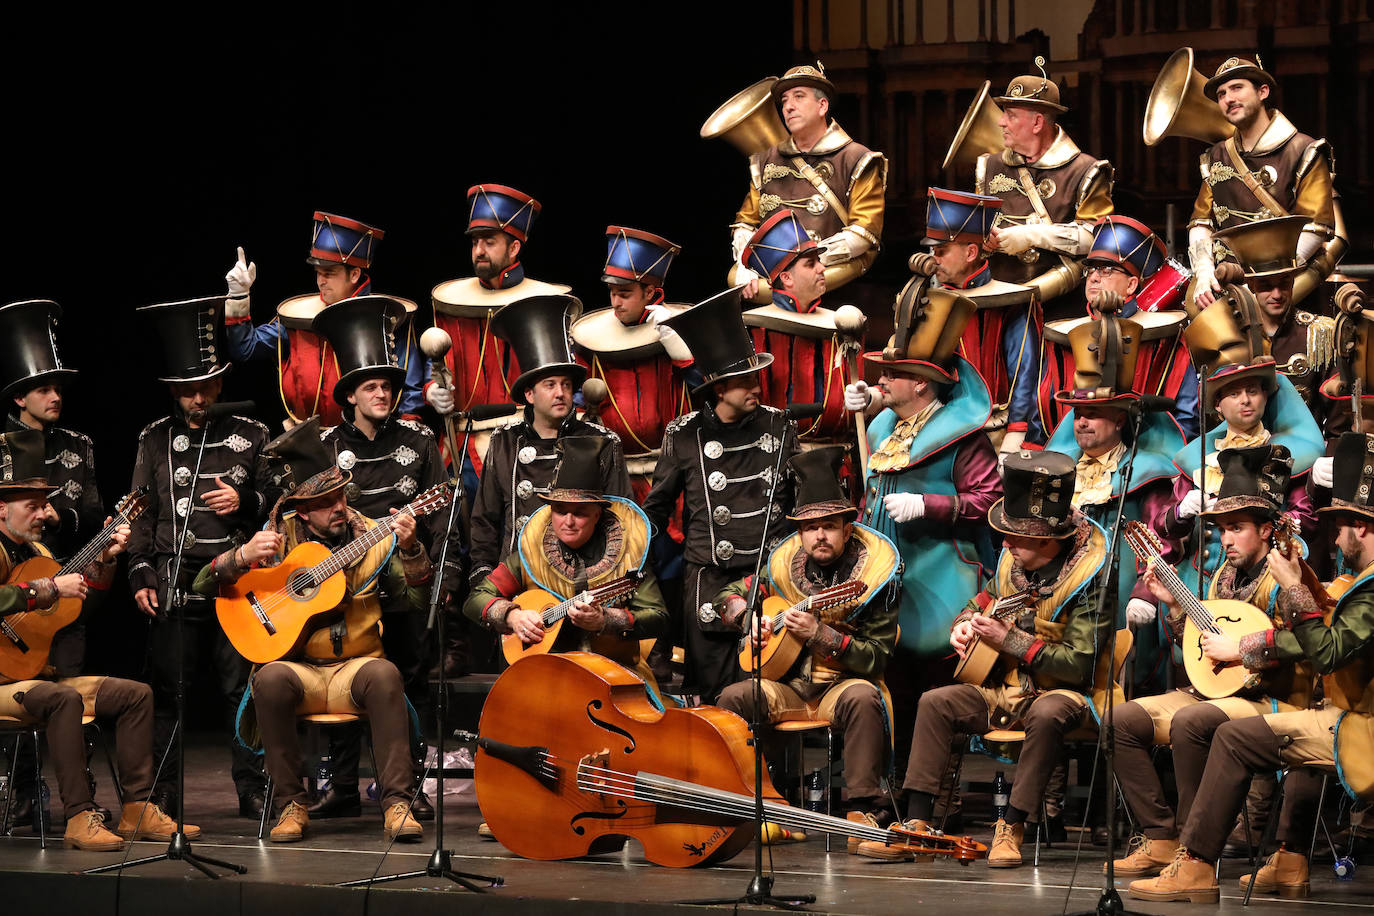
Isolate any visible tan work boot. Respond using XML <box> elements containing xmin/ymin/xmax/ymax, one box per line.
<box><xmin>477</xmin><ymin>821</ymin><xmax>494</xmax><ymax>839</ymax></box>
<box><xmin>1128</xmin><ymin>847</ymin><xmax>1220</xmax><ymax>903</ymax></box>
<box><xmin>1107</xmin><ymin>834</ymin><xmax>1180</xmax><ymax>877</ymax></box>
<box><xmin>847</xmin><ymin>811</ymin><xmax>879</xmax><ymax>854</ymax></box>
<box><xmin>1238</xmin><ymin>846</ymin><xmax>1310</xmax><ymax>898</ymax></box>
<box><xmin>63</xmin><ymin>809</ymin><xmax>126</xmax><ymax>851</ymax></box>
<box><xmin>856</xmin><ymin>818</ymin><xmax>934</xmax><ymax>862</ymax></box>
<box><xmin>270</xmin><ymin>801</ymin><xmax>309</xmax><ymax>843</ymax></box>
<box><xmin>384</xmin><ymin>802</ymin><xmax>423</xmax><ymax>842</ymax></box>
<box><xmin>987</xmin><ymin>818</ymin><xmax>1024</xmax><ymax>868</ymax></box>
<box><xmin>116</xmin><ymin>801</ymin><xmax>201</xmax><ymax>840</ymax></box>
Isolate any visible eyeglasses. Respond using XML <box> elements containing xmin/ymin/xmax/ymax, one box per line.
<box><xmin>1085</xmin><ymin>266</ymin><xmax>1128</xmax><ymax>279</ymax></box>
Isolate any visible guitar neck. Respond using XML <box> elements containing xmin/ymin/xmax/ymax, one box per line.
<box><xmin>1134</xmin><ymin>539</ymin><xmax>1215</xmax><ymax>633</ymax></box>
<box><xmin>771</xmin><ymin>582</ymin><xmax>863</xmax><ymax>628</ymax></box>
<box><xmin>308</xmin><ymin>507</ymin><xmax>415</xmax><ymax>582</ymax></box>
<box><xmin>544</xmin><ymin>576</ymin><xmax>636</xmax><ymax>626</ymax></box>
<box><xmin>58</xmin><ymin>511</ymin><xmax>133</xmax><ymax>577</ymax></box>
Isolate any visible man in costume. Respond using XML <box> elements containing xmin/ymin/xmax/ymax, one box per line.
<box><xmin>643</xmin><ymin>288</ymin><xmax>799</xmax><ymax>704</ymax></box>
<box><xmin>0</xmin><ymin>429</ymin><xmax>198</xmax><ymax>850</ymax></box>
<box><xmin>731</xmin><ymin>62</ymin><xmax>885</xmax><ymax>300</ymax></box>
<box><xmin>224</xmin><ymin>212</ymin><xmax>424</xmax><ymax>426</ymax></box>
<box><xmin>715</xmin><ymin>445</ymin><xmax>900</xmax><ymax>831</ymax></box>
<box><xmin>128</xmin><ymin>295</ymin><xmax>270</xmax><ymax>818</ymax></box>
<box><xmin>193</xmin><ymin>417</ymin><xmax>430</xmax><ymax>844</ymax></box>
<box><xmin>857</xmin><ymin>451</ymin><xmax>1112</xmax><ymax>867</ymax></box>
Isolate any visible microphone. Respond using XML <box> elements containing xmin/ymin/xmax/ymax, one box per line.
<box><xmin>464</xmin><ymin>403</ymin><xmax>520</xmax><ymax>422</ymax></box>
<box><xmin>206</xmin><ymin>400</ymin><xmax>257</xmax><ymax>418</ymax></box>
<box><xmin>786</xmin><ymin>402</ymin><xmax>825</xmax><ymax>420</ymax></box>
<box><xmin>1132</xmin><ymin>395</ymin><xmax>1177</xmax><ymax>415</ymax></box>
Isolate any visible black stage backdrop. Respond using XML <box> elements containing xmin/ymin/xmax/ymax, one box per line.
<box><xmin>3</xmin><ymin>5</ymin><xmax>791</xmax><ymax>681</ymax></box>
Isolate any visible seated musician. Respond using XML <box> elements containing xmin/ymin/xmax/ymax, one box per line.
<box><xmin>859</xmin><ymin>450</ymin><xmax>1111</xmax><ymax>867</ymax></box>
<box><xmin>1107</xmin><ymin>444</ymin><xmax>1314</xmax><ymax>879</ymax></box>
<box><xmin>713</xmin><ymin>446</ymin><xmax>900</xmax><ymax>840</ymax></box>
<box><xmin>193</xmin><ymin>417</ymin><xmax>430</xmax><ymax>844</ymax></box>
<box><xmin>1128</xmin><ymin>430</ymin><xmax>1374</xmax><ymax>904</ymax></box>
<box><xmin>0</xmin><ymin>429</ymin><xmax>195</xmax><ymax>850</ymax></box>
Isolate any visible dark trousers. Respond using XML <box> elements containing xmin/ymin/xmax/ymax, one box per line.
<box><xmin>682</xmin><ymin>562</ymin><xmax>750</xmax><ymax>704</ymax></box>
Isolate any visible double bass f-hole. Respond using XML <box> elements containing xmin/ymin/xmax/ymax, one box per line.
<box><xmin>587</xmin><ymin>698</ymin><xmax>637</xmax><ymax>753</ymax></box>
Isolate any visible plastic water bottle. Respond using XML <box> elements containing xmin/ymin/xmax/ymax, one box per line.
<box><xmin>992</xmin><ymin>771</ymin><xmax>1009</xmax><ymax>821</ymax></box>
<box><xmin>805</xmin><ymin>769</ymin><xmax>826</xmax><ymax>812</ymax></box>
<box><xmin>316</xmin><ymin>755</ymin><xmax>332</xmax><ymax>794</ymax></box>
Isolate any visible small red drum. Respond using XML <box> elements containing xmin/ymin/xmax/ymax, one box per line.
<box><xmin>1134</xmin><ymin>258</ymin><xmax>1191</xmax><ymax>313</ymax></box>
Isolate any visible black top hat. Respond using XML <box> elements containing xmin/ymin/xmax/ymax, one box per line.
<box><xmin>1318</xmin><ymin>432</ymin><xmax>1374</xmax><ymax>523</ymax></box>
<box><xmin>0</xmin><ymin>300</ymin><xmax>78</xmax><ymax>399</ymax></box>
<box><xmin>540</xmin><ymin>437</ymin><xmax>612</xmax><ymax>506</ymax></box>
<box><xmin>310</xmin><ymin>294</ymin><xmax>408</xmax><ymax>406</ymax></box>
<box><xmin>988</xmin><ymin>449</ymin><xmax>1078</xmax><ymax>539</ymax></box>
<box><xmin>1202</xmin><ymin>444</ymin><xmax>1292</xmax><ymax>520</ymax></box>
<box><xmin>0</xmin><ymin>427</ymin><xmax>51</xmax><ymax>495</ymax></box>
<box><xmin>137</xmin><ymin>295</ymin><xmax>231</xmax><ymax>383</ymax></box>
<box><xmin>263</xmin><ymin>416</ymin><xmax>351</xmax><ymax>506</ymax></box>
<box><xmin>786</xmin><ymin>445</ymin><xmax>856</xmax><ymax>522</ymax></box>
<box><xmin>489</xmin><ymin>295</ymin><xmax>587</xmax><ymax>403</ymax></box>
<box><xmin>661</xmin><ymin>286</ymin><xmax>774</xmax><ymax>397</ymax></box>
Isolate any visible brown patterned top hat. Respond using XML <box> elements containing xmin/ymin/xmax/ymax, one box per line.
<box><xmin>1318</xmin><ymin>432</ymin><xmax>1374</xmax><ymax>522</ymax></box>
<box><xmin>311</xmin><ymin>294</ymin><xmax>408</xmax><ymax>406</ymax></box>
<box><xmin>994</xmin><ymin>57</ymin><xmax>1067</xmax><ymax>113</ymax></box>
<box><xmin>863</xmin><ymin>285</ymin><xmax>976</xmax><ymax>384</ymax></box>
<box><xmin>489</xmin><ymin>294</ymin><xmax>587</xmax><ymax>403</ymax></box>
<box><xmin>1203</xmin><ymin>55</ymin><xmax>1276</xmax><ymax>99</ymax></box>
<box><xmin>0</xmin><ymin>300</ymin><xmax>78</xmax><ymax>399</ymax></box>
<box><xmin>1215</xmin><ymin>216</ymin><xmax>1307</xmax><ymax>280</ymax></box>
<box><xmin>1053</xmin><ymin>296</ymin><xmax>1143</xmax><ymax>407</ymax></box>
<box><xmin>0</xmin><ymin>428</ymin><xmax>51</xmax><ymax>496</ymax></box>
<box><xmin>1201</xmin><ymin>443</ymin><xmax>1292</xmax><ymax>519</ymax></box>
<box><xmin>263</xmin><ymin>415</ymin><xmax>350</xmax><ymax>506</ymax></box>
<box><xmin>771</xmin><ymin>61</ymin><xmax>836</xmax><ymax>103</ymax></box>
<box><xmin>137</xmin><ymin>295</ymin><xmax>231</xmax><ymax>383</ymax></box>
<box><xmin>540</xmin><ymin>437</ymin><xmax>612</xmax><ymax>506</ymax></box>
<box><xmin>988</xmin><ymin>449</ymin><xmax>1078</xmax><ymax>539</ymax></box>
<box><xmin>1183</xmin><ymin>286</ymin><xmax>1277</xmax><ymax>409</ymax></box>
<box><xmin>786</xmin><ymin>445</ymin><xmax>856</xmax><ymax>523</ymax></box>
<box><xmin>661</xmin><ymin>286</ymin><xmax>774</xmax><ymax>396</ymax></box>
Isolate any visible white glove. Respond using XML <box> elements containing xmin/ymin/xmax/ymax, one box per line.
<box><xmin>426</xmin><ymin>383</ymin><xmax>456</xmax><ymax>416</ymax></box>
<box><xmin>995</xmin><ymin>222</ymin><xmax>1091</xmax><ymax>257</ymax></box>
<box><xmin>883</xmin><ymin>492</ymin><xmax>924</xmax><ymax>523</ymax></box>
<box><xmin>1188</xmin><ymin>225</ymin><xmax>1221</xmax><ymax>301</ymax></box>
<box><xmin>647</xmin><ymin>303</ymin><xmax>693</xmax><ymax>362</ymax></box>
<box><xmin>1126</xmin><ymin>598</ymin><xmax>1158</xmax><ymax>627</ymax></box>
<box><xmin>1312</xmin><ymin>456</ymin><xmax>1334</xmax><ymax>489</ymax></box>
<box><xmin>225</xmin><ymin>246</ymin><xmax>256</xmax><ymax>319</ymax></box>
<box><xmin>999</xmin><ymin>429</ymin><xmax>1026</xmax><ymax>458</ymax></box>
<box><xmin>1297</xmin><ymin>230</ymin><xmax>1326</xmax><ymax>265</ymax></box>
<box><xmin>731</xmin><ymin>225</ymin><xmax>756</xmax><ymax>264</ymax></box>
<box><xmin>844</xmin><ymin>381</ymin><xmax>878</xmax><ymax>412</ymax></box>
<box><xmin>1176</xmin><ymin>488</ymin><xmax>1215</xmax><ymax>520</ymax></box>
<box><xmin>818</xmin><ymin>229</ymin><xmax>870</xmax><ymax>267</ymax></box>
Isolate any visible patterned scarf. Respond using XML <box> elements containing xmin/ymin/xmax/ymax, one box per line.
<box><xmin>1073</xmin><ymin>442</ymin><xmax>1126</xmax><ymax>508</ymax></box>
<box><xmin>868</xmin><ymin>399</ymin><xmax>942</xmax><ymax>473</ymax></box>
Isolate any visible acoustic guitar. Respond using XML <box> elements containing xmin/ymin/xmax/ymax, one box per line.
<box><xmin>217</xmin><ymin>483</ymin><xmax>451</xmax><ymax>663</ymax></box>
<box><xmin>737</xmin><ymin>579</ymin><xmax>867</xmax><ymax>680</ymax></box>
<box><xmin>502</xmin><ymin>572</ymin><xmax>644</xmax><ymax>666</ymax></box>
<box><xmin>952</xmin><ymin>589</ymin><xmax>1035</xmax><ymax>686</ymax></box>
<box><xmin>0</xmin><ymin>487</ymin><xmax>150</xmax><ymax>681</ymax></box>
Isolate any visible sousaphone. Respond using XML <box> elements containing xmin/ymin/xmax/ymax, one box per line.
<box><xmin>943</xmin><ymin>81</ymin><xmax>1004</xmax><ymax>171</ymax></box>
<box><xmin>1142</xmin><ymin>48</ymin><xmax>1231</xmax><ymax>146</ymax></box>
<box><xmin>700</xmin><ymin>77</ymin><xmax>789</xmax><ymax>163</ymax></box>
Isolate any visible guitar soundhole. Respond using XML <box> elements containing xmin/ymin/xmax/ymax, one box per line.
<box><xmin>289</xmin><ymin>573</ymin><xmax>317</xmax><ymax>599</ymax></box>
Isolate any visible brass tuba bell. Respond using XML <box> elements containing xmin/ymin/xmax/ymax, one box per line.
<box><xmin>943</xmin><ymin>81</ymin><xmax>1005</xmax><ymax>171</ymax></box>
<box><xmin>700</xmin><ymin>77</ymin><xmax>789</xmax><ymax>158</ymax></box>
<box><xmin>1143</xmin><ymin>47</ymin><xmax>1232</xmax><ymax>146</ymax></box>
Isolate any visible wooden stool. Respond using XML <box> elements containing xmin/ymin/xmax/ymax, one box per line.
<box><xmin>1</xmin><ymin>713</ymin><xmax>118</xmax><ymax>849</ymax></box>
<box><xmin>774</xmin><ymin>719</ymin><xmax>834</xmax><ymax>851</ymax></box>
<box><xmin>257</xmin><ymin>712</ymin><xmax>379</xmax><ymax>840</ymax></box>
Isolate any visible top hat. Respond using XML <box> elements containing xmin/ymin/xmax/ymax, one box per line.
<box><xmin>742</xmin><ymin>210</ymin><xmax>825</xmax><ymax>284</ymax></box>
<box><xmin>311</xmin><ymin>295</ymin><xmax>408</xmax><ymax>406</ymax></box>
<box><xmin>1202</xmin><ymin>443</ymin><xmax>1293</xmax><ymax>519</ymax></box>
<box><xmin>1204</xmin><ymin>55</ymin><xmax>1276</xmax><ymax>99</ymax></box>
<box><xmin>0</xmin><ymin>300</ymin><xmax>78</xmax><ymax>399</ymax></box>
<box><xmin>137</xmin><ymin>295</ymin><xmax>232</xmax><ymax>383</ymax></box>
<box><xmin>1183</xmin><ymin>287</ymin><xmax>1277</xmax><ymax>409</ymax></box>
<box><xmin>1084</xmin><ymin>216</ymin><xmax>1168</xmax><ymax>280</ymax></box>
<box><xmin>466</xmin><ymin>184</ymin><xmax>541</xmax><ymax>243</ymax></box>
<box><xmin>263</xmin><ymin>415</ymin><xmax>350</xmax><ymax>505</ymax></box>
<box><xmin>786</xmin><ymin>445</ymin><xmax>856</xmax><ymax>523</ymax></box>
<box><xmin>0</xmin><ymin>428</ymin><xmax>51</xmax><ymax>496</ymax></box>
<box><xmin>1053</xmin><ymin>297</ymin><xmax>1144</xmax><ymax>406</ymax></box>
<box><xmin>661</xmin><ymin>286</ymin><xmax>774</xmax><ymax>396</ymax></box>
<box><xmin>994</xmin><ymin>58</ymin><xmax>1067</xmax><ymax>113</ymax></box>
<box><xmin>921</xmin><ymin>188</ymin><xmax>1002</xmax><ymax>246</ymax></box>
<box><xmin>771</xmin><ymin>61</ymin><xmax>836</xmax><ymax>102</ymax></box>
<box><xmin>307</xmin><ymin>212</ymin><xmax>384</xmax><ymax>270</ymax></box>
<box><xmin>863</xmin><ymin>285</ymin><xmax>976</xmax><ymax>384</ymax></box>
<box><xmin>540</xmin><ymin>437</ymin><xmax>613</xmax><ymax>506</ymax></box>
<box><xmin>1215</xmin><ymin>215</ymin><xmax>1308</xmax><ymax>280</ymax></box>
<box><xmin>602</xmin><ymin>226</ymin><xmax>680</xmax><ymax>287</ymax></box>
<box><xmin>1318</xmin><ymin>432</ymin><xmax>1374</xmax><ymax>522</ymax></box>
<box><xmin>489</xmin><ymin>294</ymin><xmax>587</xmax><ymax>402</ymax></box>
<box><xmin>988</xmin><ymin>449</ymin><xmax>1078</xmax><ymax>539</ymax></box>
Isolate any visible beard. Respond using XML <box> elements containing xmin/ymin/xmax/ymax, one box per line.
<box><xmin>3</xmin><ymin>516</ymin><xmax>40</xmax><ymax>544</ymax></box>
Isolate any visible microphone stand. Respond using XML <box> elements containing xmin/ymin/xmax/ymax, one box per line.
<box><xmin>86</xmin><ymin>406</ymin><xmax>245</xmax><ymax>878</ymax></box>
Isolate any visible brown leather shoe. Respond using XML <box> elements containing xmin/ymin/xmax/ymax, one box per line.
<box><xmin>1238</xmin><ymin>846</ymin><xmax>1309</xmax><ymax>898</ymax></box>
<box><xmin>478</xmin><ymin>821</ymin><xmax>495</xmax><ymax>839</ymax></box>
<box><xmin>855</xmin><ymin>818</ymin><xmax>935</xmax><ymax>862</ymax></box>
<box><xmin>847</xmin><ymin>811</ymin><xmax>879</xmax><ymax>855</ymax></box>
<box><xmin>384</xmin><ymin>802</ymin><xmax>423</xmax><ymax>843</ymax></box>
<box><xmin>64</xmin><ymin>809</ymin><xmax>126</xmax><ymax>851</ymax></box>
<box><xmin>270</xmin><ymin>801</ymin><xmax>310</xmax><ymax>843</ymax></box>
<box><xmin>987</xmin><ymin>818</ymin><xmax>1024</xmax><ymax>868</ymax></box>
<box><xmin>1107</xmin><ymin>834</ymin><xmax>1180</xmax><ymax>877</ymax></box>
<box><xmin>1128</xmin><ymin>847</ymin><xmax>1220</xmax><ymax>903</ymax></box>
<box><xmin>116</xmin><ymin>801</ymin><xmax>201</xmax><ymax>840</ymax></box>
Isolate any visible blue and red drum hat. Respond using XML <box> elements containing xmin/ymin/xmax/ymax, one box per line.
<box><xmin>307</xmin><ymin>212</ymin><xmax>384</xmax><ymax>270</ymax></box>
<box><xmin>466</xmin><ymin>184</ymin><xmax>541</xmax><ymax>243</ymax></box>
<box><xmin>742</xmin><ymin>210</ymin><xmax>825</xmax><ymax>284</ymax></box>
<box><xmin>602</xmin><ymin>226</ymin><xmax>681</xmax><ymax>287</ymax></box>
<box><xmin>921</xmin><ymin>188</ymin><xmax>1002</xmax><ymax>246</ymax></box>
<box><xmin>1083</xmin><ymin>216</ymin><xmax>1167</xmax><ymax>280</ymax></box>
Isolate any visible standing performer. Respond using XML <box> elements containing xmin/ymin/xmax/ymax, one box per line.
<box><xmin>730</xmin><ymin>62</ymin><xmax>886</xmax><ymax>299</ymax></box>
<box><xmin>224</xmin><ymin>212</ymin><xmax>423</xmax><ymax>426</ymax></box>
<box><xmin>643</xmin><ymin>288</ymin><xmax>799</xmax><ymax>703</ymax></box>
<box><xmin>128</xmin><ymin>295</ymin><xmax>270</xmax><ymax>818</ymax></box>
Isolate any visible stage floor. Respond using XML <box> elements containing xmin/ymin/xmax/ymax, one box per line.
<box><xmin>2</xmin><ymin>734</ymin><xmax>1371</xmax><ymax>915</ymax></box>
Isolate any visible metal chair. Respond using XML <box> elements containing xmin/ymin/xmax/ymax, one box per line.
<box><xmin>1</xmin><ymin>713</ymin><xmax>122</xmax><ymax>849</ymax></box>
<box><xmin>773</xmin><ymin>718</ymin><xmax>834</xmax><ymax>850</ymax></box>
<box><xmin>257</xmin><ymin>712</ymin><xmax>379</xmax><ymax>840</ymax></box>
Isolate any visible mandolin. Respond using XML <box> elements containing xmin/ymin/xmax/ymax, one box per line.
<box><xmin>216</xmin><ymin>483</ymin><xmax>451</xmax><ymax>663</ymax></box>
<box><xmin>0</xmin><ymin>487</ymin><xmax>150</xmax><ymax>681</ymax></box>
<box><xmin>475</xmin><ymin>651</ymin><xmax>986</xmax><ymax>867</ymax></box>
<box><xmin>737</xmin><ymin>579</ymin><xmax>867</xmax><ymax>680</ymax></box>
<box><xmin>501</xmin><ymin>572</ymin><xmax>644</xmax><ymax>665</ymax></box>
<box><xmin>952</xmin><ymin>589</ymin><xmax>1035</xmax><ymax>686</ymax></box>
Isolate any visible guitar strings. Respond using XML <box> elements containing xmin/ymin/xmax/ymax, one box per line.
<box><xmin>1</xmin><ymin>508</ymin><xmax>134</xmax><ymax>630</ymax></box>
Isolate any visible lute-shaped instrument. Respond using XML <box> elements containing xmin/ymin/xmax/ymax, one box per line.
<box><xmin>737</xmin><ymin>579</ymin><xmax>867</xmax><ymax>680</ymax></box>
<box><xmin>502</xmin><ymin>572</ymin><xmax>645</xmax><ymax>665</ymax></box>
<box><xmin>952</xmin><ymin>588</ymin><xmax>1035</xmax><ymax>686</ymax></box>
